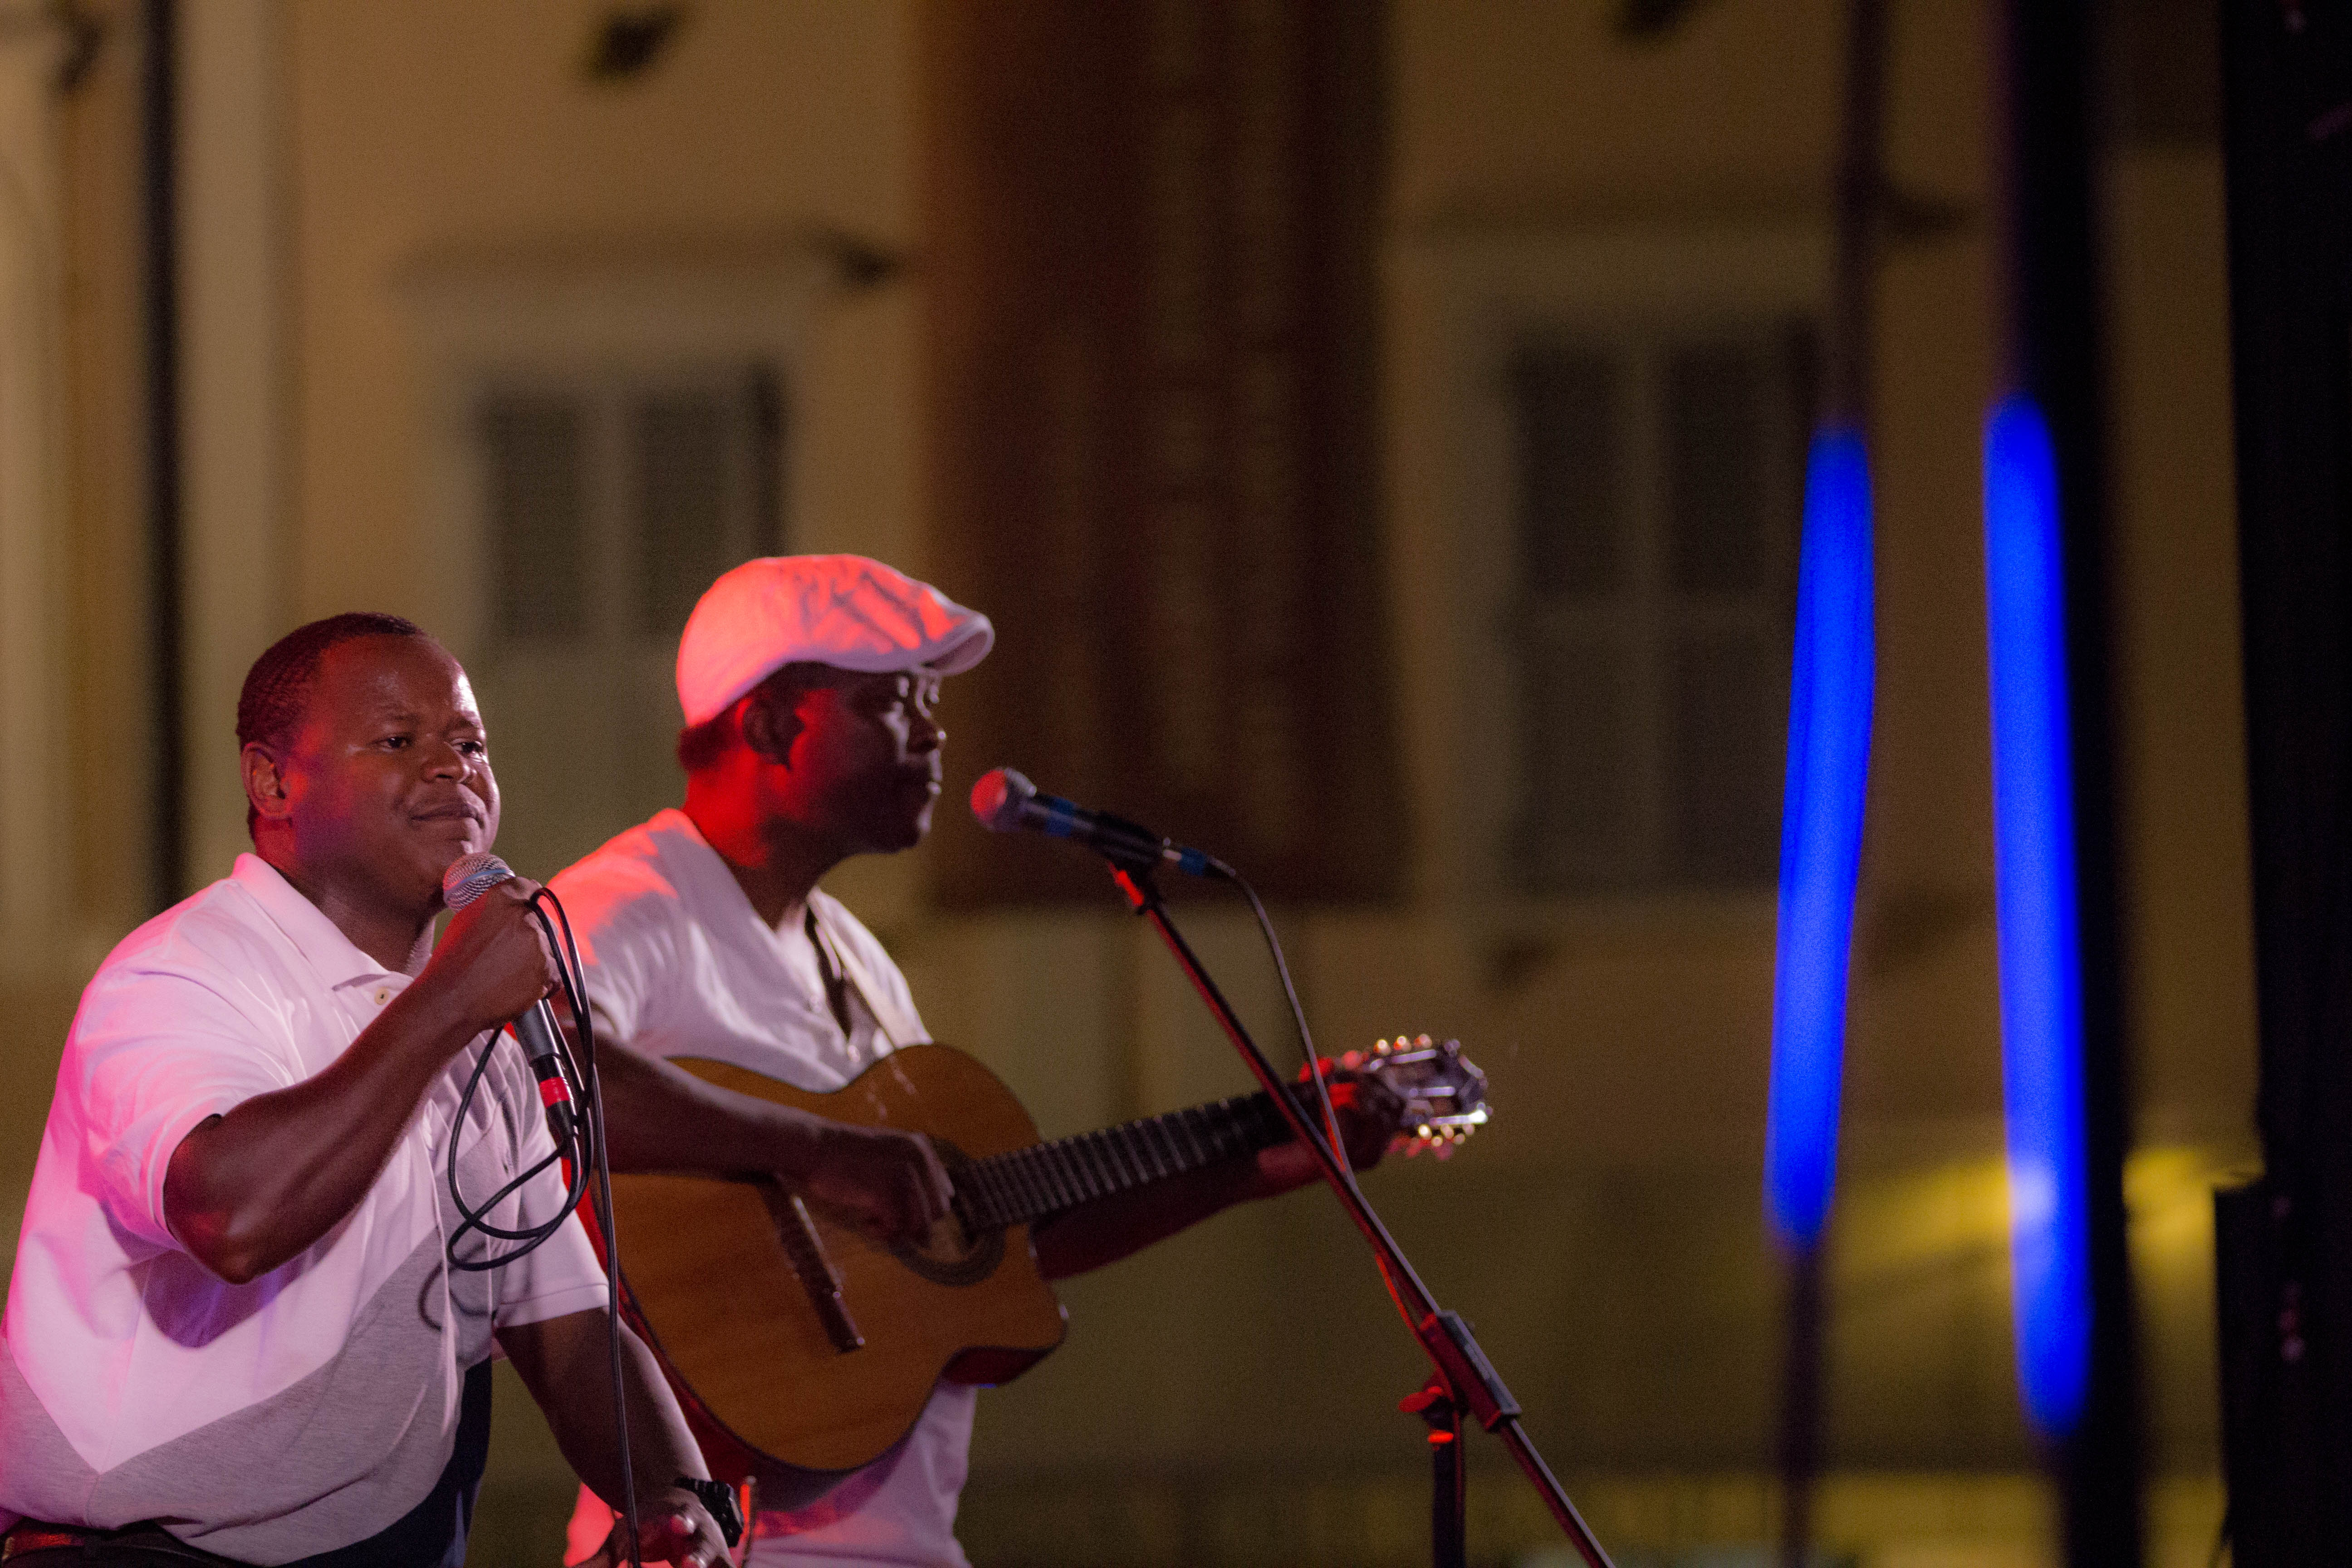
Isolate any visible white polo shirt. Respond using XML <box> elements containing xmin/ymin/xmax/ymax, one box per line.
<box><xmin>550</xmin><ymin>809</ymin><xmax>976</xmax><ymax>1568</ymax></box>
<box><xmin>0</xmin><ymin>854</ymin><xmax>608</xmax><ymax>1564</ymax></box>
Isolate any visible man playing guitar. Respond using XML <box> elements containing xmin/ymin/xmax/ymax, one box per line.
<box><xmin>555</xmin><ymin>555</ymin><xmax>1389</xmax><ymax>1567</ymax></box>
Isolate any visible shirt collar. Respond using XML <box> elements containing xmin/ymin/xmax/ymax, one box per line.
<box><xmin>230</xmin><ymin>853</ymin><xmax>409</xmax><ymax>992</ymax></box>
<box><xmin>647</xmin><ymin>808</ymin><xmax>796</xmax><ymax>941</ymax></box>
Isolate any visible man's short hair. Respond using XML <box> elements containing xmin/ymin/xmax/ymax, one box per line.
<box><xmin>675</xmin><ymin>660</ymin><xmax>838</xmax><ymax>774</ymax></box>
<box><xmin>237</xmin><ymin>612</ymin><xmax>432</xmax><ymax>830</ymax></box>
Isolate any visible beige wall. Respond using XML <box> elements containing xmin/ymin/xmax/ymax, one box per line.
<box><xmin>284</xmin><ymin>0</ymin><xmax>925</xmax><ymax>621</ymax></box>
<box><xmin>0</xmin><ymin>0</ymin><xmax>150</xmax><ymax>1261</ymax></box>
<box><xmin>1</xmin><ymin>2</ymin><xmax>2260</xmax><ymax>1564</ymax></box>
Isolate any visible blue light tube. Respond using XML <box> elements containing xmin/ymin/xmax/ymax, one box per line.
<box><xmin>1982</xmin><ymin>392</ymin><xmax>2092</xmax><ymax>1439</ymax></box>
<box><xmin>1765</xmin><ymin>425</ymin><xmax>1876</xmax><ymax>1251</ymax></box>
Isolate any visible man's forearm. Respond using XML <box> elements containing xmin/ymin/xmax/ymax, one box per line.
<box><xmin>1032</xmin><ymin>1155</ymin><xmax>1265</xmax><ymax>1280</ymax></box>
<box><xmin>500</xmin><ymin>1309</ymin><xmax>708</xmax><ymax>1513</ymax></box>
<box><xmin>1031</xmin><ymin>1123</ymin><xmax>1377</xmax><ymax>1280</ymax></box>
<box><xmin>590</xmin><ymin>1040</ymin><xmax>831</xmax><ymax>1178</ymax></box>
<box><xmin>163</xmin><ymin>984</ymin><xmax>482</xmax><ymax>1284</ymax></box>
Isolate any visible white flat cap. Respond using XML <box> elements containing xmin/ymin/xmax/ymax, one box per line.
<box><xmin>676</xmin><ymin>554</ymin><xmax>994</xmax><ymax>727</ymax></box>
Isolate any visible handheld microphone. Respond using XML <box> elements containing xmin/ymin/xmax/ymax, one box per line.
<box><xmin>969</xmin><ymin>768</ymin><xmax>1220</xmax><ymax>878</ymax></box>
<box><xmin>441</xmin><ymin>852</ymin><xmax>577</xmax><ymax>1144</ymax></box>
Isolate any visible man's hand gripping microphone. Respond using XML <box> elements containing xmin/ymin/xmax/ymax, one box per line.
<box><xmin>441</xmin><ymin>852</ymin><xmax>576</xmax><ymax>1146</ymax></box>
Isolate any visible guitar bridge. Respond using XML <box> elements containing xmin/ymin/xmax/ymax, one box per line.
<box><xmin>755</xmin><ymin>1180</ymin><xmax>865</xmax><ymax>1354</ymax></box>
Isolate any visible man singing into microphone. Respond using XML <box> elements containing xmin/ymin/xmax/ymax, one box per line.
<box><xmin>553</xmin><ymin>555</ymin><xmax>1388</xmax><ymax>1568</ymax></box>
<box><xmin>0</xmin><ymin>615</ymin><xmax>731</xmax><ymax>1568</ymax></box>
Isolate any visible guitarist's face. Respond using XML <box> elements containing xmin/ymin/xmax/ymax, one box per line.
<box><xmin>755</xmin><ymin>667</ymin><xmax>946</xmax><ymax>854</ymax></box>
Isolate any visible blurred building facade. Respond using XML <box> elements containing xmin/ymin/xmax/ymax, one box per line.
<box><xmin>0</xmin><ymin>2</ymin><xmax>2250</xmax><ymax>1564</ymax></box>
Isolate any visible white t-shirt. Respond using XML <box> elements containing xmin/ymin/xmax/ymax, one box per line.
<box><xmin>550</xmin><ymin>809</ymin><xmax>976</xmax><ymax>1568</ymax></box>
<box><xmin>0</xmin><ymin>854</ymin><xmax>607</xmax><ymax>1564</ymax></box>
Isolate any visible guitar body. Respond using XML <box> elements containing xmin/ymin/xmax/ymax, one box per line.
<box><xmin>604</xmin><ymin>1045</ymin><xmax>1067</xmax><ymax>1494</ymax></box>
<box><xmin>593</xmin><ymin>1030</ymin><xmax>1487</xmax><ymax>1504</ymax></box>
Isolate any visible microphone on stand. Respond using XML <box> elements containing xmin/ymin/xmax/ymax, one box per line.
<box><xmin>969</xmin><ymin>768</ymin><xmax>1221</xmax><ymax>878</ymax></box>
<box><xmin>441</xmin><ymin>852</ymin><xmax>577</xmax><ymax>1143</ymax></box>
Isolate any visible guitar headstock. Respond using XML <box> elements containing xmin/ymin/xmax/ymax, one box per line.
<box><xmin>1342</xmin><ymin>1034</ymin><xmax>1490</xmax><ymax>1157</ymax></box>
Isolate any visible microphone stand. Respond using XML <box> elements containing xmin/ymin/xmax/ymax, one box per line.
<box><xmin>1105</xmin><ymin>862</ymin><xmax>1616</xmax><ymax>1568</ymax></box>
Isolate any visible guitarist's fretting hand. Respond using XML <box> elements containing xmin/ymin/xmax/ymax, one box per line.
<box><xmin>1250</xmin><ymin>1068</ymin><xmax>1402</xmax><ymax>1196</ymax></box>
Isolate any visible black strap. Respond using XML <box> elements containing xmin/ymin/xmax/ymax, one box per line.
<box><xmin>804</xmin><ymin>907</ymin><xmax>854</xmax><ymax>1039</ymax></box>
<box><xmin>2</xmin><ymin>1526</ymin><xmax>249</xmax><ymax>1566</ymax></box>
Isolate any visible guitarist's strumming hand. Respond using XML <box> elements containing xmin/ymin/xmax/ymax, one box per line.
<box><xmin>566</xmin><ymin>1041</ymin><xmax>956</xmax><ymax>1247</ymax></box>
<box><xmin>782</xmin><ymin>1120</ymin><xmax>956</xmax><ymax>1245</ymax></box>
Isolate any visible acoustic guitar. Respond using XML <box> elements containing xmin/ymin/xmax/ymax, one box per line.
<box><xmin>593</xmin><ymin>1035</ymin><xmax>1488</xmax><ymax>1504</ymax></box>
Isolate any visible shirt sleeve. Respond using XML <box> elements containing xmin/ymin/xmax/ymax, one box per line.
<box><xmin>559</xmin><ymin>879</ymin><xmax>674</xmax><ymax>1052</ymax></box>
<box><xmin>65</xmin><ymin>961</ymin><xmax>296</xmax><ymax>1253</ymax></box>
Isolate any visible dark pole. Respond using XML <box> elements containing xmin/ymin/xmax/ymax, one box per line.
<box><xmin>1826</xmin><ymin>0</ymin><xmax>1887</xmax><ymax>431</ymax></box>
<box><xmin>2214</xmin><ymin>2</ymin><xmax>2352</xmax><ymax>1562</ymax></box>
<box><xmin>1777</xmin><ymin>5</ymin><xmax>1886</xmax><ymax>1563</ymax></box>
<box><xmin>1776</xmin><ymin>1248</ymin><xmax>1823</xmax><ymax>1568</ymax></box>
<box><xmin>1994</xmin><ymin>2</ymin><xmax>2142</xmax><ymax>1560</ymax></box>
<box><xmin>142</xmin><ymin>0</ymin><xmax>184</xmax><ymax>912</ymax></box>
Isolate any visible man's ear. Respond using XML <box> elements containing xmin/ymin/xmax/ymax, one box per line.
<box><xmin>738</xmin><ymin>691</ymin><xmax>806</xmax><ymax>767</ymax></box>
<box><xmin>243</xmin><ymin>742</ymin><xmax>294</xmax><ymax>824</ymax></box>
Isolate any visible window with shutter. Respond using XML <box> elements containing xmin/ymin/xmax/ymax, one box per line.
<box><xmin>470</xmin><ymin>364</ymin><xmax>785</xmax><ymax>876</ymax></box>
<box><xmin>1507</xmin><ymin>327</ymin><xmax>1810</xmax><ymax>894</ymax></box>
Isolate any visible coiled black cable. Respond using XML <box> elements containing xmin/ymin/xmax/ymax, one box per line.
<box><xmin>436</xmin><ymin>874</ymin><xmax>645</xmax><ymax>1568</ymax></box>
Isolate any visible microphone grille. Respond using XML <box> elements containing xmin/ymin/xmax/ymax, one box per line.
<box><xmin>970</xmin><ymin>768</ymin><xmax>1036</xmax><ymax>833</ymax></box>
<box><xmin>441</xmin><ymin>852</ymin><xmax>514</xmax><ymax>910</ymax></box>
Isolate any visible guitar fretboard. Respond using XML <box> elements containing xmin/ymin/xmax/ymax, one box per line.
<box><xmin>954</xmin><ymin>1090</ymin><xmax>1296</xmax><ymax>1230</ymax></box>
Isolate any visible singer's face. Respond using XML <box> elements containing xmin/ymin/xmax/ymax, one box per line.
<box><xmin>763</xmin><ymin>668</ymin><xmax>944</xmax><ymax>854</ymax></box>
<box><xmin>260</xmin><ymin>636</ymin><xmax>500</xmax><ymax>913</ymax></box>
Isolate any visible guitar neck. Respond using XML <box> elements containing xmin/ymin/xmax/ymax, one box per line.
<box><xmin>956</xmin><ymin>1088</ymin><xmax>1297</xmax><ymax>1230</ymax></box>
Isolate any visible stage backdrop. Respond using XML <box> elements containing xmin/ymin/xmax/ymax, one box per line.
<box><xmin>921</xmin><ymin>0</ymin><xmax>1404</xmax><ymax>906</ymax></box>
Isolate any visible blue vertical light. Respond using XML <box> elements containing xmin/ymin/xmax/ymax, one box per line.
<box><xmin>1982</xmin><ymin>392</ymin><xmax>2092</xmax><ymax>1439</ymax></box>
<box><xmin>1765</xmin><ymin>426</ymin><xmax>1876</xmax><ymax>1250</ymax></box>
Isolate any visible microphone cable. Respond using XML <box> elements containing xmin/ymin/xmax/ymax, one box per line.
<box><xmin>534</xmin><ymin>885</ymin><xmax>647</xmax><ymax>1568</ymax></box>
<box><xmin>436</xmin><ymin>880</ymin><xmax>646</xmax><ymax>1568</ymax></box>
<box><xmin>1210</xmin><ymin>862</ymin><xmax>1364</xmax><ymax>1207</ymax></box>
<box><xmin>1210</xmin><ymin>862</ymin><xmax>1419</xmax><ymax>1328</ymax></box>
<box><xmin>441</xmin><ymin>899</ymin><xmax>589</xmax><ymax>1267</ymax></box>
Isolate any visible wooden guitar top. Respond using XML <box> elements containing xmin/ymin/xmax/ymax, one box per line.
<box><xmin>604</xmin><ymin>1044</ymin><xmax>1068</xmax><ymax>1488</ymax></box>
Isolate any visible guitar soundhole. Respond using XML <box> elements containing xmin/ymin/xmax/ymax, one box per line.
<box><xmin>890</xmin><ymin>1139</ymin><xmax>1005</xmax><ymax>1287</ymax></box>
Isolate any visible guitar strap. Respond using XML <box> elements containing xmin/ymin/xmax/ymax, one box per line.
<box><xmin>803</xmin><ymin>900</ymin><xmax>926</xmax><ymax>1052</ymax></box>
